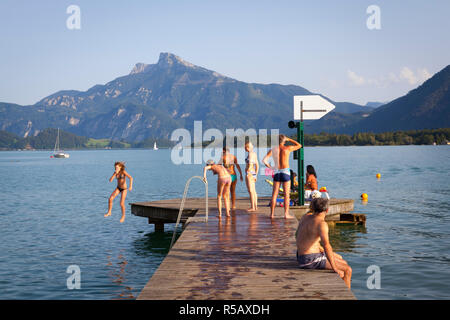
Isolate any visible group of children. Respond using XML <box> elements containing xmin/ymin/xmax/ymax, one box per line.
<box><xmin>203</xmin><ymin>134</ymin><xmax>323</xmax><ymax>219</ymax></box>
<box><xmin>202</xmin><ymin>141</ymin><xmax>260</xmax><ymax>217</ymax></box>
<box><xmin>103</xmin><ymin>139</ymin><xmax>351</xmax><ymax>287</ymax></box>
<box><xmin>103</xmin><ymin>137</ymin><xmax>322</xmax><ymax>223</ymax></box>
<box><xmin>202</xmin><ymin>135</ymin><xmax>352</xmax><ymax>287</ymax></box>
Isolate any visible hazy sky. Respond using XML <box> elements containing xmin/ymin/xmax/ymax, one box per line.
<box><xmin>0</xmin><ymin>0</ymin><xmax>449</xmax><ymax>106</ymax></box>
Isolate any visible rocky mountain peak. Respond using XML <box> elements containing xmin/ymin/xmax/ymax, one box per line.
<box><xmin>157</xmin><ymin>52</ymin><xmax>196</xmax><ymax>68</ymax></box>
<box><xmin>129</xmin><ymin>53</ymin><xmax>197</xmax><ymax>75</ymax></box>
<box><xmin>129</xmin><ymin>63</ymin><xmax>152</xmax><ymax>75</ymax></box>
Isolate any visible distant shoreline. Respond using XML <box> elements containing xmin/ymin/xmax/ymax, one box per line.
<box><xmin>1</xmin><ymin>127</ymin><xmax>449</xmax><ymax>151</ymax></box>
<box><xmin>1</xmin><ymin>144</ymin><xmax>448</xmax><ymax>152</ymax></box>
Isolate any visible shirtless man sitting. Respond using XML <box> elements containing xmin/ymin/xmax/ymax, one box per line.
<box><xmin>295</xmin><ymin>198</ymin><xmax>352</xmax><ymax>288</ymax></box>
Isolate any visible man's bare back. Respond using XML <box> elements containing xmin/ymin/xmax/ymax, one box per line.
<box><xmin>296</xmin><ymin>214</ymin><xmax>324</xmax><ymax>255</ymax></box>
<box><xmin>278</xmin><ymin>143</ymin><xmax>294</xmax><ymax>169</ymax></box>
<box><xmin>295</xmin><ymin>198</ymin><xmax>353</xmax><ymax>288</ymax></box>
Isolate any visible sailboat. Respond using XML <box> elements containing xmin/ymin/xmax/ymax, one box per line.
<box><xmin>53</xmin><ymin>128</ymin><xmax>70</xmax><ymax>158</ymax></box>
<box><xmin>153</xmin><ymin>141</ymin><xmax>158</xmax><ymax>150</ymax></box>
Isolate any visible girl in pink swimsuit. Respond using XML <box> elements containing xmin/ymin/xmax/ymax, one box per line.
<box><xmin>203</xmin><ymin>160</ymin><xmax>232</xmax><ymax>217</ymax></box>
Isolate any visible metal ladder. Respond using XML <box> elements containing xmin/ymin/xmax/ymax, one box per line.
<box><xmin>170</xmin><ymin>176</ymin><xmax>208</xmax><ymax>249</ymax></box>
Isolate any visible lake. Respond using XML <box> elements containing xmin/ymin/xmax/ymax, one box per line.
<box><xmin>0</xmin><ymin>145</ymin><xmax>449</xmax><ymax>299</ymax></box>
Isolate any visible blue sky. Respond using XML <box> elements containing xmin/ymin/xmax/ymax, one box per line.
<box><xmin>0</xmin><ymin>0</ymin><xmax>449</xmax><ymax>105</ymax></box>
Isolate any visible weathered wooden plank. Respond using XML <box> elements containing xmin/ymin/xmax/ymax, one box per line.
<box><xmin>131</xmin><ymin>196</ymin><xmax>354</xmax><ymax>221</ymax></box>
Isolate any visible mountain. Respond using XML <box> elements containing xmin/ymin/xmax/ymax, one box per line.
<box><xmin>304</xmin><ymin>111</ymin><xmax>371</xmax><ymax>134</ymax></box>
<box><xmin>0</xmin><ymin>128</ymin><xmax>175</xmax><ymax>150</ymax></box>
<box><xmin>343</xmin><ymin>65</ymin><xmax>450</xmax><ymax>133</ymax></box>
<box><xmin>0</xmin><ymin>52</ymin><xmax>371</xmax><ymax>141</ymax></box>
<box><xmin>0</xmin><ymin>128</ymin><xmax>87</xmax><ymax>149</ymax></box>
<box><xmin>365</xmin><ymin>101</ymin><xmax>387</xmax><ymax>108</ymax></box>
<box><xmin>334</xmin><ymin>102</ymin><xmax>374</xmax><ymax>114</ymax></box>
<box><xmin>0</xmin><ymin>130</ymin><xmax>25</xmax><ymax>149</ymax></box>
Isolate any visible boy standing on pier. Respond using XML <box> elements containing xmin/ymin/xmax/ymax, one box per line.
<box><xmin>295</xmin><ymin>198</ymin><xmax>352</xmax><ymax>288</ymax></box>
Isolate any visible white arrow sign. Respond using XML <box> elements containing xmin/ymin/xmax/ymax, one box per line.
<box><xmin>293</xmin><ymin>95</ymin><xmax>335</xmax><ymax>120</ymax></box>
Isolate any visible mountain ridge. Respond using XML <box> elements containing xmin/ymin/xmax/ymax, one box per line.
<box><xmin>339</xmin><ymin>65</ymin><xmax>450</xmax><ymax>133</ymax></box>
<box><xmin>1</xmin><ymin>53</ymin><xmax>447</xmax><ymax>140</ymax></box>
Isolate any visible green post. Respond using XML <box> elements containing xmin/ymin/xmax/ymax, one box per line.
<box><xmin>298</xmin><ymin>122</ymin><xmax>305</xmax><ymax>206</ymax></box>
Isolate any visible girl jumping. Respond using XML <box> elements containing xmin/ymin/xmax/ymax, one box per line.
<box><xmin>104</xmin><ymin>161</ymin><xmax>133</xmax><ymax>223</ymax></box>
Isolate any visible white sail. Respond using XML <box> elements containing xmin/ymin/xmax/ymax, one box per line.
<box><xmin>153</xmin><ymin>142</ymin><xmax>158</xmax><ymax>150</ymax></box>
<box><xmin>53</xmin><ymin>128</ymin><xmax>70</xmax><ymax>158</ymax></box>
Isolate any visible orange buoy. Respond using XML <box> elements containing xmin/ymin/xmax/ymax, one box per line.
<box><xmin>376</xmin><ymin>173</ymin><xmax>381</xmax><ymax>179</ymax></box>
<box><xmin>361</xmin><ymin>193</ymin><xmax>368</xmax><ymax>201</ymax></box>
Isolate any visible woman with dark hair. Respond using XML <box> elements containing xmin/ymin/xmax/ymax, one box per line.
<box><xmin>305</xmin><ymin>165</ymin><xmax>318</xmax><ymax>199</ymax></box>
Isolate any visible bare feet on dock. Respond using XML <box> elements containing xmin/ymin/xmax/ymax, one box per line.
<box><xmin>104</xmin><ymin>212</ymin><xmax>111</xmax><ymax>218</ymax></box>
<box><xmin>284</xmin><ymin>213</ymin><xmax>295</xmax><ymax>219</ymax></box>
<box><xmin>247</xmin><ymin>208</ymin><xmax>256</xmax><ymax>212</ymax></box>
<box><xmin>120</xmin><ymin>214</ymin><xmax>125</xmax><ymax>223</ymax></box>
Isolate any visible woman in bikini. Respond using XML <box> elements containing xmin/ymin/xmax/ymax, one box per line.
<box><xmin>104</xmin><ymin>161</ymin><xmax>133</xmax><ymax>223</ymax></box>
<box><xmin>245</xmin><ymin>141</ymin><xmax>259</xmax><ymax>212</ymax></box>
<box><xmin>305</xmin><ymin>165</ymin><xmax>318</xmax><ymax>199</ymax></box>
<box><xmin>203</xmin><ymin>159</ymin><xmax>232</xmax><ymax>218</ymax></box>
<box><xmin>220</xmin><ymin>147</ymin><xmax>243</xmax><ymax>210</ymax></box>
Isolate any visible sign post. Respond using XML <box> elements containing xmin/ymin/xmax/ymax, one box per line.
<box><xmin>290</xmin><ymin>95</ymin><xmax>335</xmax><ymax>206</ymax></box>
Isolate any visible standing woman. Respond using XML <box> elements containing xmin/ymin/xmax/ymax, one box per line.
<box><xmin>220</xmin><ymin>147</ymin><xmax>243</xmax><ymax>210</ymax></box>
<box><xmin>203</xmin><ymin>160</ymin><xmax>232</xmax><ymax>217</ymax></box>
<box><xmin>244</xmin><ymin>141</ymin><xmax>259</xmax><ymax>212</ymax></box>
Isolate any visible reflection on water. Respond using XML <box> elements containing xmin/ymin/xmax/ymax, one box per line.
<box><xmin>106</xmin><ymin>252</ymin><xmax>135</xmax><ymax>300</ymax></box>
<box><xmin>102</xmin><ymin>230</ymin><xmax>182</xmax><ymax>300</ymax></box>
<box><xmin>328</xmin><ymin>224</ymin><xmax>367</xmax><ymax>254</ymax></box>
<box><xmin>1</xmin><ymin>147</ymin><xmax>449</xmax><ymax>299</ymax></box>
<box><xmin>133</xmin><ymin>231</ymin><xmax>177</xmax><ymax>257</ymax></box>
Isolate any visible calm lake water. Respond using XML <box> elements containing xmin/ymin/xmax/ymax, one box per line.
<box><xmin>0</xmin><ymin>146</ymin><xmax>449</xmax><ymax>299</ymax></box>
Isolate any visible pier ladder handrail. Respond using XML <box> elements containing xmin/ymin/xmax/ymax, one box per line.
<box><xmin>170</xmin><ymin>176</ymin><xmax>208</xmax><ymax>249</ymax></box>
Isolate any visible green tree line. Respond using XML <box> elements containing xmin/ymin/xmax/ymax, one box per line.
<box><xmin>301</xmin><ymin>128</ymin><xmax>450</xmax><ymax>146</ymax></box>
<box><xmin>201</xmin><ymin>128</ymin><xmax>450</xmax><ymax>148</ymax></box>
<box><xmin>1</xmin><ymin>128</ymin><xmax>449</xmax><ymax>150</ymax></box>
<box><xmin>0</xmin><ymin>128</ymin><xmax>175</xmax><ymax>150</ymax></box>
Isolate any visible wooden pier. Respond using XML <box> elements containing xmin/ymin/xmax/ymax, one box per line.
<box><xmin>131</xmin><ymin>196</ymin><xmax>356</xmax><ymax>231</ymax></box>
<box><xmin>132</xmin><ymin>197</ymin><xmax>356</xmax><ymax>300</ymax></box>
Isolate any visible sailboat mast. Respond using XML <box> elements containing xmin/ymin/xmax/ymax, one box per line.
<box><xmin>54</xmin><ymin>128</ymin><xmax>60</xmax><ymax>152</ymax></box>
